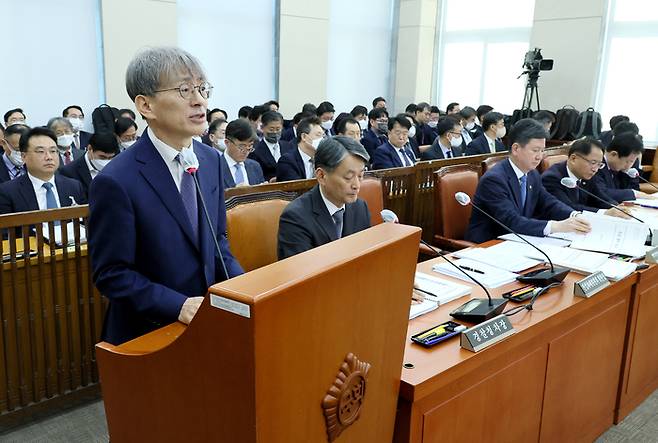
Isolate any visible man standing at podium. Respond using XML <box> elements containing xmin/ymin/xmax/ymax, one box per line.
<box><xmin>89</xmin><ymin>47</ymin><xmax>243</xmax><ymax>345</ymax></box>
<box><xmin>278</xmin><ymin>136</ymin><xmax>371</xmax><ymax>259</ymax></box>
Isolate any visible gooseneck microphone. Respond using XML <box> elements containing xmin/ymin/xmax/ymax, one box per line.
<box><xmin>381</xmin><ymin>209</ymin><xmax>508</xmax><ymax>322</ymax></box>
<box><xmin>625</xmin><ymin>168</ymin><xmax>658</xmax><ymax>193</ymax></box>
<box><xmin>180</xmin><ymin>148</ymin><xmax>230</xmax><ymax>280</ymax></box>
<box><xmin>454</xmin><ymin>192</ymin><xmax>570</xmax><ymax>286</ymax></box>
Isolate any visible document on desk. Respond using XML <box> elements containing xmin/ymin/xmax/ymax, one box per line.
<box><xmin>431</xmin><ymin>258</ymin><xmax>518</xmax><ymax>288</ymax></box>
<box><xmin>566</xmin><ymin>212</ymin><xmax>648</xmax><ymax>257</ymax></box>
<box><xmin>40</xmin><ymin>223</ymin><xmax>87</xmax><ymax>246</ymax></box>
<box><xmin>454</xmin><ymin>245</ymin><xmax>543</xmax><ymax>273</ymax></box>
<box><xmin>498</xmin><ymin>233</ymin><xmax>572</xmax><ymax>248</ymax></box>
<box><xmin>633</xmin><ymin>198</ymin><xmax>658</xmax><ymax>209</ymax></box>
<box><xmin>414</xmin><ymin>272</ymin><xmax>471</xmax><ymax>305</ymax></box>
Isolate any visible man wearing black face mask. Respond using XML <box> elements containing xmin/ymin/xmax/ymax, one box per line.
<box><xmin>360</xmin><ymin>107</ymin><xmax>389</xmax><ymax>162</ymax></box>
<box><xmin>248</xmin><ymin>110</ymin><xmax>295</xmax><ymax>181</ymax></box>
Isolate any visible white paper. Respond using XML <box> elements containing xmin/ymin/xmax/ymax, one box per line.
<box><xmin>498</xmin><ymin>233</ymin><xmax>572</xmax><ymax>248</ymax></box>
<box><xmin>41</xmin><ymin>223</ymin><xmax>87</xmax><ymax>246</ymax></box>
<box><xmin>431</xmin><ymin>258</ymin><xmax>518</xmax><ymax>288</ymax></box>
<box><xmin>568</xmin><ymin>212</ymin><xmax>649</xmax><ymax>257</ymax></box>
<box><xmin>454</xmin><ymin>245</ymin><xmax>543</xmax><ymax>273</ymax></box>
<box><xmin>409</xmin><ymin>299</ymin><xmax>438</xmax><ymax>320</ymax></box>
<box><xmin>414</xmin><ymin>272</ymin><xmax>471</xmax><ymax>305</ymax></box>
<box><xmin>633</xmin><ymin>198</ymin><xmax>658</xmax><ymax>209</ymax></box>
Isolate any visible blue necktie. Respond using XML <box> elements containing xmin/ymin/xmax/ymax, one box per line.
<box><xmin>519</xmin><ymin>174</ymin><xmax>527</xmax><ymax>208</ymax></box>
<box><xmin>234</xmin><ymin>163</ymin><xmax>245</xmax><ymax>185</ymax></box>
<box><xmin>42</xmin><ymin>182</ymin><xmax>58</xmax><ymax>209</ymax></box>
<box><xmin>176</xmin><ymin>155</ymin><xmax>198</xmax><ymax>243</ymax></box>
<box><xmin>332</xmin><ymin>208</ymin><xmax>344</xmax><ymax>239</ymax></box>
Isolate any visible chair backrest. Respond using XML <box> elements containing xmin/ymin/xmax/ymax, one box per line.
<box><xmin>538</xmin><ymin>154</ymin><xmax>568</xmax><ymax>173</ymax></box>
<box><xmin>481</xmin><ymin>155</ymin><xmax>506</xmax><ymax>175</ymax></box>
<box><xmin>433</xmin><ymin>164</ymin><xmax>479</xmax><ymax>241</ymax></box>
<box><xmin>648</xmin><ymin>147</ymin><xmax>658</xmax><ymax>183</ymax></box>
<box><xmin>226</xmin><ymin>196</ymin><xmax>293</xmax><ymax>272</ymax></box>
<box><xmin>358</xmin><ymin>178</ymin><xmax>384</xmax><ymax>225</ymax></box>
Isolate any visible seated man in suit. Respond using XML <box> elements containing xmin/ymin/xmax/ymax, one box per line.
<box><xmin>372</xmin><ymin>114</ymin><xmax>416</xmax><ymax>170</ymax></box>
<box><xmin>278</xmin><ymin>136</ymin><xmax>371</xmax><ymax>259</ymax></box>
<box><xmin>276</xmin><ymin>116</ymin><xmax>324</xmax><ymax>182</ymax></box>
<box><xmin>63</xmin><ymin>105</ymin><xmax>92</xmax><ymax>150</ymax></box>
<box><xmin>0</xmin><ymin>126</ymin><xmax>86</xmax><ymax>214</ymax></box>
<box><xmin>316</xmin><ymin>101</ymin><xmax>335</xmax><ymax>137</ymax></box>
<box><xmin>472</xmin><ymin>105</ymin><xmax>493</xmax><ymax>140</ymax></box>
<box><xmin>281</xmin><ymin>111</ymin><xmax>307</xmax><ymax>142</ymax></box>
<box><xmin>336</xmin><ymin>116</ymin><xmax>362</xmax><ymax>142</ymax></box>
<box><xmin>248</xmin><ymin>110</ymin><xmax>294</xmax><ymax>181</ymax></box>
<box><xmin>360</xmin><ymin>107</ymin><xmax>389</xmax><ymax>161</ymax></box>
<box><xmin>88</xmin><ymin>46</ymin><xmax>243</xmax><ymax>345</ymax></box>
<box><xmin>421</xmin><ymin>117</ymin><xmax>464</xmax><ymax>160</ymax></box>
<box><xmin>599</xmin><ymin>115</ymin><xmax>629</xmax><ymax>148</ymax></box>
<box><xmin>413</xmin><ymin>102</ymin><xmax>435</xmax><ymax>146</ymax></box>
<box><xmin>220</xmin><ymin>119</ymin><xmax>265</xmax><ymax>188</ymax></box>
<box><xmin>592</xmin><ymin>131</ymin><xmax>652</xmax><ymax>202</ymax></box>
<box><xmin>47</xmin><ymin>117</ymin><xmax>85</xmax><ymax>167</ymax></box>
<box><xmin>460</xmin><ymin>106</ymin><xmax>478</xmax><ymax>144</ymax></box>
<box><xmin>542</xmin><ymin>138</ymin><xmax>628</xmax><ymax>218</ymax></box>
<box><xmin>465</xmin><ymin>111</ymin><xmax>507</xmax><ymax>156</ymax></box>
<box><xmin>59</xmin><ymin>132</ymin><xmax>119</xmax><ymax>199</ymax></box>
<box><xmin>465</xmin><ymin>119</ymin><xmax>591</xmax><ymax>244</ymax></box>
<box><xmin>0</xmin><ymin>123</ymin><xmax>29</xmax><ymax>183</ymax></box>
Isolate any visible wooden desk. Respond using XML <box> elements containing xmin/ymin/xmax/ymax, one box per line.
<box><xmin>394</xmin><ymin>256</ymin><xmax>636</xmax><ymax>443</ymax></box>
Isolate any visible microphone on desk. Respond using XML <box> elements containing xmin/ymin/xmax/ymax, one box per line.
<box><xmin>380</xmin><ymin>209</ymin><xmax>508</xmax><ymax>323</ymax></box>
<box><xmin>625</xmin><ymin>168</ymin><xmax>658</xmax><ymax>193</ymax></box>
<box><xmin>454</xmin><ymin>192</ymin><xmax>570</xmax><ymax>287</ymax></box>
<box><xmin>180</xmin><ymin>148</ymin><xmax>230</xmax><ymax>280</ymax></box>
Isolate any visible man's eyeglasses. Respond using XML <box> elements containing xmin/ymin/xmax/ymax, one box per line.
<box><xmin>228</xmin><ymin>139</ymin><xmax>255</xmax><ymax>153</ymax></box>
<box><xmin>154</xmin><ymin>81</ymin><xmax>213</xmax><ymax>100</ymax></box>
<box><xmin>575</xmin><ymin>153</ymin><xmax>605</xmax><ymax>169</ymax></box>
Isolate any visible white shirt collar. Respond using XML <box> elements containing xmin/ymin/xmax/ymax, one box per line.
<box><xmin>148</xmin><ymin>127</ymin><xmax>191</xmax><ymax>162</ymax></box>
<box><xmin>484</xmin><ymin>133</ymin><xmax>496</xmax><ymax>147</ymax></box>
<box><xmin>566</xmin><ymin>164</ymin><xmax>579</xmax><ymax>182</ymax></box>
<box><xmin>84</xmin><ymin>152</ymin><xmax>99</xmax><ymax>178</ymax></box>
<box><xmin>223</xmin><ymin>151</ymin><xmax>240</xmax><ymax>169</ymax></box>
<box><xmin>264</xmin><ymin>138</ymin><xmax>278</xmax><ymax>149</ymax></box>
<box><xmin>27</xmin><ymin>172</ymin><xmax>56</xmax><ymax>189</ymax></box>
<box><xmin>298</xmin><ymin>147</ymin><xmax>312</xmax><ymax>164</ymax></box>
<box><xmin>508</xmin><ymin>158</ymin><xmax>526</xmax><ymax>180</ymax></box>
<box><xmin>438</xmin><ymin>139</ymin><xmax>452</xmax><ymax>156</ymax></box>
<box><xmin>319</xmin><ymin>185</ymin><xmax>345</xmax><ymax>216</ymax></box>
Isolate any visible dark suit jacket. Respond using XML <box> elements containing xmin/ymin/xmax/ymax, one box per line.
<box><xmin>88</xmin><ymin>133</ymin><xmax>244</xmax><ymax>345</ymax></box>
<box><xmin>0</xmin><ymin>173</ymin><xmax>86</xmax><ymax>214</ymax></box>
<box><xmin>420</xmin><ymin>139</ymin><xmax>463</xmax><ymax>161</ymax></box>
<box><xmin>542</xmin><ymin>161</ymin><xmax>616</xmax><ymax>212</ymax></box>
<box><xmin>0</xmin><ymin>157</ymin><xmax>13</xmax><ymax>183</ymax></box>
<box><xmin>465</xmin><ymin>159</ymin><xmax>574</xmax><ymax>243</ymax></box>
<box><xmin>360</xmin><ymin>128</ymin><xmax>387</xmax><ymax>162</ymax></box>
<box><xmin>591</xmin><ymin>158</ymin><xmax>639</xmax><ymax>202</ymax></box>
<box><xmin>78</xmin><ymin>130</ymin><xmax>93</xmax><ymax>150</ymax></box>
<box><xmin>248</xmin><ymin>139</ymin><xmax>295</xmax><ymax>181</ymax></box>
<box><xmin>471</xmin><ymin>124</ymin><xmax>484</xmax><ymax>140</ymax></box>
<box><xmin>414</xmin><ymin>123</ymin><xmax>435</xmax><ymax>146</ymax></box>
<box><xmin>59</xmin><ymin>155</ymin><xmax>93</xmax><ymax>199</ymax></box>
<box><xmin>281</xmin><ymin>126</ymin><xmax>296</xmax><ymax>142</ymax></box>
<box><xmin>219</xmin><ymin>155</ymin><xmax>265</xmax><ymax>189</ymax></box>
<box><xmin>465</xmin><ymin>134</ymin><xmax>507</xmax><ymax>156</ymax></box>
<box><xmin>372</xmin><ymin>141</ymin><xmax>416</xmax><ymax>170</ymax></box>
<box><xmin>599</xmin><ymin>130</ymin><xmax>613</xmax><ymax>148</ymax></box>
<box><xmin>276</xmin><ymin>149</ymin><xmax>309</xmax><ymax>182</ymax></box>
<box><xmin>58</xmin><ymin>146</ymin><xmax>85</xmax><ymax>168</ymax></box>
<box><xmin>277</xmin><ymin>185</ymin><xmax>371</xmax><ymax>259</ymax></box>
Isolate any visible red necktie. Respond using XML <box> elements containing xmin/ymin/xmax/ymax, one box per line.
<box><xmin>64</xmin><ymin>151</ymin><xmax>72</xmax><ymax>165</ymax></box>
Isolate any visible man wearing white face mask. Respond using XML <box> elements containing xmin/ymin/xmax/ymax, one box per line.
<box><xmin>0</xmin><ymin>123</ymin><xmax>29</xmax><ymax>183</ymax></box>
<box><xmin>276</xmin><ymin>116</ymin><xmax>324</xmax><ymax>181</ymax></box>
<box><xmin>421</xmin><ymin>117</ymin><xmax>464</xmax><ymax>160</ymax></box>
<box><xmin>60</xmin><ymin>132</ymin><xmax>119</xmax><ymax>199</ymax></box>
<box><xmin>207</xmin><ymin>118</ymin><xmax>227</xmax><ymax>152</ymax></box>
<box><xmin>63</xmin><ymin>105</ymin><xmax>92</xmax><ymax>150</ymax></box>
<box><xmin>316</xmin><ymin>101</ymin><xmax>335</xmax><ymax>137</ymax></box>
<box><xmin>465</xmin><ymin>111</ymin><xmax>507</xmax><ymax>156</ymax></box>
<box><xmin>46</xmin><ymin>117</ymin><xmax>85</xmax><ymax>167</ymax></box>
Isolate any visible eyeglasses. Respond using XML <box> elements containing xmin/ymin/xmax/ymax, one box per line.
<box><xmin>154</xmin><ymin>81</ymin><xmax>213</xmax><ymax>100</ymax></box>
<box><xmin>228</xmin><ymin>139</ymin><xmax>254</xmax><ymax>153</ymax></box>
<box><xmin>575</xmin><ymin>153</ymin><xmax>605</xmax><ymax>169</ymax></box>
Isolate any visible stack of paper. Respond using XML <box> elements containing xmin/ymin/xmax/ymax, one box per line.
<box><xmin>565</xmin><ymin>212</ymin><xmax>649</xmax><ymax>257</ymax></box>
<box><xmin>499</xmin><ymin>233</ymin><xmax>572</xmax><ymax>248</ymax></box>
<box><xmin>414</xmin><ymin>272</ymin><xmax>471</xmax><ymax>305</ymax></box>
<box><xmin>409</xmin><ymin>299</ymin><xmax>438</xmax><ymax>320</ymax></box>
<box><xmin>454</xmin><ymin>246</ymin><xmax>543</xmax><ymax>273</ymax></box>
<box><xmin>431</xmin><ymin>258</ymin><xmax>518</xmax><ymax>288</ymax></box>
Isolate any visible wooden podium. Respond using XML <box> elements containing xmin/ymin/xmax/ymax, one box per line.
<box><xmin>96</xmin><ymin>223</ymin><xmax>421</xmax><ymax>442</ymax></box>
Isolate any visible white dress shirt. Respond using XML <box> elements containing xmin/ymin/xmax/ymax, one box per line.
<box><xmin>84</xmin><ymin>152</ymin><xmax>100</xmax><ymax>179</ymax></box>
<box><xmin>265</xmin><ymin>139</ymin><xmax>281</xmax><ymax>162</ymax></box>
<box><xmin>149</xmin><ymin>127</ymin><xmax>193</xmax><ymax>192</ymax></box>
<box><xmin>395</xmin><ymin>146</ymin><xmax>412</xmax><ymax>166</ymax></box>
<box><xmin>484</xmin><ymin>134</ymin><xmax>496</xmax><ymax>153</ymax></box>
<box><xmin>319</xmin><ymin>185</ymin><xmax>345</xmax><ymax>217</ymax></box>
<box><xmin>28</xmin><ymin>173</ymin><xmax>61</xmax><ymax>210</ymax></box>
<box><xmin>298</xmin><ymin>148</ymin><xmax>314</xmax><ymax>179</ymax></box>
<box><xmin>223</xmin><ymin>151</ymin><xmax>250</xmax><ymax>185</ymax></box>
<box><xmin>438</xmin><ymin>140</ymin><xmax>453</xmax><ymax>158</ymax></box>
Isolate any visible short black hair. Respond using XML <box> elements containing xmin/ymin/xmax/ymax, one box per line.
<box><xmin>430</xmin><ymin>105</ymin><xmax>441</xmax><ymax>114</ymax></box>
<box><xmin>18</xmin><ymin>126</ymin><xmax>56</xmax><ymax>152</ymax></box>
<box><xmin>301</xmin><ymin>103</ymin><xmax>317</xmax><ymax>114</ymax></box>
<box><xmin>476</xmin><ymin>105</ymin><xmax>493</xmax><ymax>119</ymax></box>
<box><xmin>248</xmin><ymin>105</ymin><xmax>266</xmax><ymax>122</ymax></box>
<box><xmin>62</xmin><ymin>105</ymin><xmax>84</xmax><ymax>118</ymax></box>
<box><xmin>264</xmin><ymin>100</ymin><xmax>280</xmax><ymax>108</ymax></box>
<box><xmin>296</xmin><ymin>116</ymin><xmax>322</xmax><ymax>143</ymax></box>
<box><xmin>206</xmin><ymin>108</ymin><xmax>228</xmax><ymax>122</ymax></box>
<box><xmin>336</xmin><ymin>117</ymin><xmax>360</xmax><ymax>135</ymax></box>
<box><xmin>208</xmin><ymin>118</ymin><xmax>227</xmax><ymax>134</ymax></box>
<box><xmin>533</xmin><ymin>110</ymin><xmax>556</xmax><ymax>125</ymax></box>
<box><xmin>405</xmin><ymin>103</ymin><xmax>418</xmax><ymax>114</ymax></box>
<box><xmin>568</xmin><ymin>137</ymin><xmax>604</xmax><ymax>157</ymax></box>
<box><xmin>238</xmin><ymin>105</ymin><xmax>253</xmax><ymax>119</ymax></box>
<box><xmin>416</xmin><ymin>102</ymin><xmax>430</xmax><ymax>113</ymax></box>
<box><xmin>3</xmin><ymin>123</ymin><xmax>30</xmax><ymax>140</ymax></box>
<box><xmin>118</xmin><ymin>108</ymin><xmax>136</xmax><ymax>120</ymax></box>
<box><xmin>4</xmin><ymin>108</ymin><xmax>26</xmax><ymax>124</ymax></box>
<box><xmin>226</xmin><ymin>118</ymin><xmax>257</xmax><ymax>142</ymax></box>
<box><xmin>612</xmin><ymin>121</ymin><xmax>639</xmax><ymax>136</ymax></box>
<box><xmin>372</xmin><ymin>96</ymin><xmax>386</xmax><ymax>107</ymax></box>
<box><xmin>509</xmin><ymin>118</ymin><xmax>548</xmax><ymax>146</ymax></box>
<box><xmin>293</xmin><ymin>111</ymin><xmax>312</xmax><ymax>125</ymax></box>
<box><xmin>609</xmin><ymin>115</ymin><xmax>629</xmax><ymax>130</ymax></box>
<box><xmin>332</xmin><ymin>112</ymin><xmax>350</xmax><ymax>134</ymax></box>
<box><xmin>114</xmin><ymin>117</ymin><xmax>138</xmax><ymax>136</ymax></box>
<box><xmin>446</xmin><ymin>102</ymin><xmax>459</xmax><ymax>113</ymax></box>
<box><xmin>481</xmin><ymin>111</ymin><xmax>504</xmax><ymax>132</ymax></box>
<box><xmin>261</xmin><ymin>110</ymin><xmax>284</xmax><ymax>127</ymax></box>
<box><xmin>368</xmin><ymin>107</ymin><xmax>389</xmax><ymax>121</ymax></box>
<box><xmin>350</xmin><ymin>105</ymin><xmax>368</xmax><ymax>118</ymax></box>
<box><xmin>388</xmin><ymin>114</ymin><xmax>412</xmax><ymax>131</ymax></box>
<box><xmin>316</xmin><ymin>101</ymin><xmax>335</xmax><ymax>116</ymax></box>
<box><xmin>460</xmin><ymin>106</ymin><xmax>477</xmax><ymax>119</ymax></box>
<box><xmin>89</xmin><ymin>132</ymin><xmax>120</xmax><ymax>154</ymax></box>
<box><xmin>436</xmin><ymin>117</ymin><xmax>460</xmax><ymax>137</ymax></box>
<box><xmin>608</xmin><ymin>132</ymin><xmax>644</xmax><ymax>157</ymax></box>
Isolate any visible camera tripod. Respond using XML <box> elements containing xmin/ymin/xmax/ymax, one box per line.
<box><xmin>520</xmin><ymin>70</ymin><xmax>541</xmax><ymax>111</ymax></box>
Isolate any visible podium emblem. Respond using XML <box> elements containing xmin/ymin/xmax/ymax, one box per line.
<box><xmin>322</xmin><ymin>353</ymin><xmax>371</xmax><ymax>442</ymax></box>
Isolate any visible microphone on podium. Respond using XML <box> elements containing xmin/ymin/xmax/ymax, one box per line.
<box><xmin>179</xmin><ymin>148</ymin><xmax>230</xmax><ymax>280</ymax></box>
<box><xmin>454</xmin><ymin>192</ymin><xmax>570</xmax><ymax>286</ymax></box>
<box><xmin>625</xmin><ymin>168</ymin><xmax>658</xmax><ymax>193</ymax></box>
<box><xmin>380</xmin><ymin>209</ymin><xmax>508</xmax><ymax>323</ymax></box>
